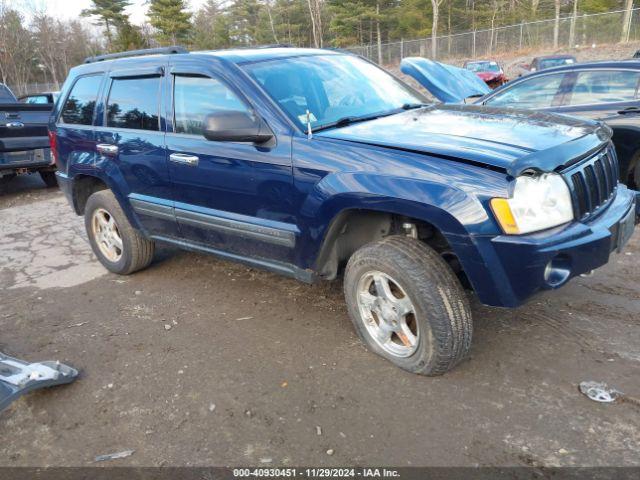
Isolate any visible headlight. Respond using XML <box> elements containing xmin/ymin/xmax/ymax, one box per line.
<box><xmin>490</xmin><ymin>173</ymin><xmax>574</xmax><ymax>234</ymax></box>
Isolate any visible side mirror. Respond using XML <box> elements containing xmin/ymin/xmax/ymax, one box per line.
<box><xmin>203</xmin><ymin>111</ymin><xmax>273</xmax><ymax>144</ymax></box>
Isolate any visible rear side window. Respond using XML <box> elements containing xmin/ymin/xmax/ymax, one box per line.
<box><xmin>61</xmin><ymin>75</ymin><xmax>102</xmax><ymax>125</ymax></box>
<box><xmin>565</xmin><ymin>70</ymin><xmax>640</xmax><ymax>106</ymax></box>
<box><xmin>106</xmin><ymin>76</ymin><xmax>160</xmax><ymax>131</ymax></box>
<box><xmin>173</xmin><ymin>75</ymin><xmax>247</xmax><ymax>135</ymax></box>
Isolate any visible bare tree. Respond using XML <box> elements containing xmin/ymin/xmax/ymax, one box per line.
<box><xmin>568</xmin><ymin>0</ymin><xmax>578</xmax><ymax>47</ymax></box>
<box><xmin>553</xmin><ymin>0</ymin><xmax>561</xmax><ymax>49</ymax></box>
<box><xmin>620</xmin><ymin>0</ymin><xmax>634</xmax><ymax>43</ymax></box>
<box><xmin>307</xmin><ymin>0</ymin><xmax>324</xmax><ymax>48</ymax></box>
<box><xmin>430</xmin><ymin>0</ymin><xmax>445</xmax><ymax>59</ymax></box>
<box><xmin>376</xmin><ymin>1</ymin><xmax>382</xmax><ymax>64</ymax></box>
<box><xmin>265</xmin><ymin>0</ymin><xmax>279</xmax><ymax>44</ymax></box>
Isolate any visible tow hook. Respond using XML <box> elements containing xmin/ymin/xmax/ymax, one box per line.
<box><xmin>580</xmin><ymin>270</ymin><xmax>595</xmax><ymax>278</ymax></box>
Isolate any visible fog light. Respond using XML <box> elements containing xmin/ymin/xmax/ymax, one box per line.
<box><xmin>544</xmin><ymin>254</ymin><xmax>572</xmax><ymax>288</ymax></box>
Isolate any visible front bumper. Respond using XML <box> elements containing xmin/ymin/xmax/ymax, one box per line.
<box><xmin>466</xmin><ymin>185</ymin><xmax>638</xmax><ymax>308</ymax></box>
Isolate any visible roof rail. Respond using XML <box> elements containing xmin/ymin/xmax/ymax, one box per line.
<box><xmin>84</xmin><ymin>46</ymin><xmax>188</xmax><ymax>64</ymax></box>
<box><xmin>254</xmin><ymin>44</ymin><xmax>295</xmax><ymax>49</ymax></box>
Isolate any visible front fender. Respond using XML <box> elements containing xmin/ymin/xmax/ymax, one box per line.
<box><xmin>295</xmin><ymin>171</ymin><xmax>496</xmax><ymax>271</ymax></box>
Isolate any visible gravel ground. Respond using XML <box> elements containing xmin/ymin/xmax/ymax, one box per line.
<box><xmin>0</xmin><ymin>174</ymin><xmax>638</xmax><ymax>467</ymax></box>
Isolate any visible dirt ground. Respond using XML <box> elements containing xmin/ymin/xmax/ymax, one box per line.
<box><xmin>0</xmin><ymin>173</ymin><xmax>639</xmax><ymax>467</ymax></box>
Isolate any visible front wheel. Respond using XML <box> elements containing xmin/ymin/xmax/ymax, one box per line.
<box><xmin>84</xmin><ymin>190</ymin><xmax>155</xmax><ymax>275</ymax></box>
<box><xmin>344</xmin><ymin>236</ymin><xmax>472</xmax><ymax>376</ymax></box>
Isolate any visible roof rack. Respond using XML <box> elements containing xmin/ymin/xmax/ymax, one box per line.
<box><xmin>254</xmin><ymin>44</ymin><xmax>295</xmax><ymax>49</ymax></box>
<box><xmin>84</xmin><ymin>46</ymin><xmax>188</xmax><ymax>64</ymax></box>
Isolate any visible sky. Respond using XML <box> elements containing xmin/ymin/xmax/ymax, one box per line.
<box><xmin>10</xmin><ymin>0</ymin><xmax>209</xmax><ymax>26</ymax></box>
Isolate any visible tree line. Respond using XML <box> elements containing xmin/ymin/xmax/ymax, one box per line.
<box><xmin>0</xmin><ymin>0</ymin><xmax>635</xmax><ymax>94</ymax></box>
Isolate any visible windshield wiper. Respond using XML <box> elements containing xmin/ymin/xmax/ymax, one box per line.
<box><xmin>401</xmin><ymin>102</ymin><xmax>429</xmax><ymax>110</ymax></box>
<box><xmin>312</xmin><ymin>113</ymin><xmax>388</xmax><ymax>133</ymax></box>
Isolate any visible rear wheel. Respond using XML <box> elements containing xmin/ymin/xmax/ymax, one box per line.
<box><xmin>0</xmin><ymin>173</ymin><xmax>16</xmax><ymax>184</ymax></box>
<box><xmin>84</xmin><ymin>190</ymin><xmax>155</xmax><ymax>275</ymax></box>
<box><xmin>39</xmin><ymin>170</ymin><xmax>58</xmax><ymax>188</ymax></box>
<box><xmin>344</xmin><ymin>236</ymin><xmax>472</xmax><ymax>376</ymax></box>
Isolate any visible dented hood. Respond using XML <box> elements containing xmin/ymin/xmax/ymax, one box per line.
<box><xmin>317</xmin><ymin>105</ymin><xmax>611</xmax><ymax>176</ymax></box>
<box><xmin>400</xmin><ymin>57</ymin><xmax>490</xmax><ymax>103</ymax></box>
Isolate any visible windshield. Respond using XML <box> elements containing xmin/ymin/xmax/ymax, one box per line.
<box><xmin>243</xmin><ymin>54</ymin><xmax>426</xmax><ymax>131</ymax></box>
<box><xmin>539</xmin><ymin>57</ymin><xmax>575</xmax><ymax>69</ymax></box>
<box><xmin>466</xmin><ymin>61</ymin><xmax>500</xmax><ymax>73</ymax></box>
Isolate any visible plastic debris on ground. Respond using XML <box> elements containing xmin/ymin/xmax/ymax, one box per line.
<box><xmin>0</xmin><ymin>352</ymin><xmax>78</xmax><ymax>412</ymax></box>
<box><xmin>579</xmin><ymin>381</ymin><xmax>621</xmax><ymax>403</ymax></box>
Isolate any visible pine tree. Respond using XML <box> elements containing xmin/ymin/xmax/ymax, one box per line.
<box><xmin>81</xmin><ymin>0</ymin><xmax>131</xmax><ymax>50</ymax></box>
<box><xmin>148</xmin><ymin>0</ymin><xmax>192</xmax><ymax>45</ymax></box>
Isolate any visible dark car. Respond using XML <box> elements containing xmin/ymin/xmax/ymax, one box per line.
<box><xmin>0</xmin><ymin>83</ymin><xmax>56</xmax><ymax>186</ymax></box>
<box><xmin>463</xmin><ymin>60</ymin><xmax>507</xmax><ymax>88</ymax></box>
<box><xmin>401</xmin><ymin>58</ymin><xmax>640</xmax><ymax>190</ymax></box>
<box><xmin>479</xmin><ymin>60</ymin><xmax>640</xmax><ymax>189</ymax></box>
<box><xmin>633</xmin><ymin>50</ymin><xmax>640</xmax><ymax>59</ymax></box>
<box><xmin>517</xmin><ymin>54</ymin><xmax>577</xmax><ymax>76</ymax></box>
<box><xmin>18</xmin><ymin>92</ymin><xmax>59</xmax><ymax>104</ymax></box>
<box><xmin>51</xmin><ymin>47</ymin><xmax>638</xmax><ymax>375</ymax></box>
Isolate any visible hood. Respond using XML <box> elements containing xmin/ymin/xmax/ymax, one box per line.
<box><xmin>400</xmin><ymin>57</ymin><xmax>490</xmax><ymax>103</ymax></box>
<box><xmin>316</xmin><ymin>105</ymin><xmax>611</xmax><ymax>176</ymax></box>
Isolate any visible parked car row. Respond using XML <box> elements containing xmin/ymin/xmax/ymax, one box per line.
<box><xmin>412</xmin><ymin>57</ymin><xmax>640</xmax><ymax>190</ymax></box>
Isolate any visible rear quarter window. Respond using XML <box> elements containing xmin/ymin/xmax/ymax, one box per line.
<box><xmin>61</xmin><ymin>74</ymin><xmax>103</xmax><ymax>125</ymax></box>
<box><xmin>106</xmin><ymin>76</ymin><xmax>160</xmax><ymax>131</ymax></box>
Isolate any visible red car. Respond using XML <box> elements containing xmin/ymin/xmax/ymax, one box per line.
<box><xmin>463</xmin><ymin>60</ymin><xmax>507</xmax><ymax>89</ymax></box>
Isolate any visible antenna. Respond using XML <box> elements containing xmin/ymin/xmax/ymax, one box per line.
<box><xmin>306</xmin><ymin>110</ymin><xmax>313</xmax><ymax>140</ymax></box>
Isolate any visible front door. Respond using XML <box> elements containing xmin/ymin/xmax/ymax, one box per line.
<box><xmin>165</xmin><ymin>68</ymin><xmax>297</xmax><ymax>263</ymax></box>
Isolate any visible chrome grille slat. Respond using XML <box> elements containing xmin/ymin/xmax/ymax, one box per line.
<box><xmin>563</xmin><ymin>147</ymin><xmax>618</xmax><ymax>220</ymax></box>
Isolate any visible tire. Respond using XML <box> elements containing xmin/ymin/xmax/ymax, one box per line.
<box><xmin>344</xmin><ymin>235</ymin><xmax>472</xmax><ymax>376</ymax></box>
<box><xmin>39</xmin><ymin>170</ymin><xmax>58</xmax><ymax>188</ymax></box>
<box><xmin>0</xmin><ymin>173</ymin><xmax>16</xmax><ymax>184</ymax></box>
<box><xmin>84</xmin><ymin>190</ymin><xmax>155</xmax><ymax>275</ymax></box>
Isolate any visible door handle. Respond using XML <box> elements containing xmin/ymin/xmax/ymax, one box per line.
<box><xmin>169</xmin><ymin>153</ymin><xmax>199</xmax><ymax>166</ymax></box>
<box><xmin>97</xmin><ymin>143</ymin><xmax>119</xmax><ymax>156</ymax></box>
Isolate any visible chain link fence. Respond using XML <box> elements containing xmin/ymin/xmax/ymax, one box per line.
<box><xmin>346</xmin><ymin>8</ymin><xmax>640</xmax><ymax>66</ymax></box>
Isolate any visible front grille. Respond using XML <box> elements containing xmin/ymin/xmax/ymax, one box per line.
<box><xmin>563</xmin><ymin>146</ymin><xmax>619</xmax><ymax>220</ymax></box>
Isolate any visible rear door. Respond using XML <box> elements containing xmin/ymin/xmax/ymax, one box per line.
<box><xmin>550</xmin><ymin>69</ymin><xmax>640</xmax><ymax>120</ymax></box>
<box><xmin>55</xmin><ymin>73</ymin><xmax>105</xmax><ymax>174</ymax></box>
<box><xmin>97</xmin><ymin>68</ymin><xmax>179</xmax><ymax>238</ymax></box>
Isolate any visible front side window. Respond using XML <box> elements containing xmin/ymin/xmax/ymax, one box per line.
<box><xmin>484</xmin><ymin>74</ymin><xmax>565</xmax><ymax>109</ymax></box>
<box><xmin>565</xmin><ymin>70</ymin><xmax>640</xmax><ymax>106</ymax></box>
<box><xmin>173</xmin><ymin>75</ymin><xmax>248</xmax><ymax>135</ymax></box>
<box><xmin>243</xmin><ymin>54</ymin><xmax>426</xmax><ymax>131</ymax></box>
<box><xmin>61</xmin><ymin>75</ymin><xmax>102</xmax><ymax>125</ymax></box>
<box><xmin>106</xmin><ymin>76</ymin><xmax>160</xmax><ymax>131</ymax></box>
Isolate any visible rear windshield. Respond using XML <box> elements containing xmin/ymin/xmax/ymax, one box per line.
<box><xmin>466</xmin><ymin>62</ymin><xmax>500</xmax><ymax>73</ymax></box>
<box><xmin>539</xmin><ymin>58</ymin><xmax>575</xmax><ymax>69</ymax></box>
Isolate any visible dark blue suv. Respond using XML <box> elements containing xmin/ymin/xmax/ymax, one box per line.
<box><xmin>50</xmin><ymin>46</ymin><xmax>639</xmax><ymax>375</ymax></box>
